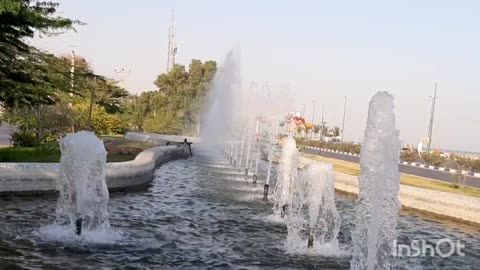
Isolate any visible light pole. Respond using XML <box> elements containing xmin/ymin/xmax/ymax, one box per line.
<box><xmin>427</xmin><ymin>83</ymin><xmax>438</xmax><ymax>154</ymax></box>
<box><xmin>311</xmin><ymin>99</ymin><xmax>317</xmax><ymax>140</ymax></box>
<box><xmin>341</xmin><ymin>96</ymin><xmax>347</xmax><ymax>142</ymax></box>
<box><xmin>321</xmin><ymin>105</ymin><xmax>327</xmax><ymax>141</ymax></box>
<box><xmin>311</xmin><ymin>99</ymin><xmax>317</xmax><ymax>124</ymax></box>
<box><xmin>114</xmin><ymin>68</ymin><xmax>131</xmax><ymax>89</ymax></box>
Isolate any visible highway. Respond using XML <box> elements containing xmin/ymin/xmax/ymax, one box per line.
<box><xmin>303</xmin><ymin>147</ymin><xmax>480</xmax><ymax>189</ymax></box>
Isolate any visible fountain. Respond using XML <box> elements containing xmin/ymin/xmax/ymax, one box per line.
<box><xmin>302</xmin><ymin>162</ymin><xmax>340</xmax><ymax>249</ymax></box>
<box><xmin>253</xmin><ymin>144</ymin><xmax>261</xmax><ymax>183</ymax></box>
<box><xmin>238</xmin><ymin>131</ymin><xmax>246</xmax><ymax>169</ymax></box>
<box><xmin>350</xmin><ymin>92</ymin><xmax>401</xmax><ymax>270</ymax></box>
<box><xmin>245</xmin><ymin>132</ymin><xmax>252</xmax><ymax>176</ymax></box>
<box><xmin>56</xmin><ymin>131</ymin><xmax>110</xmax><ymax>235</ymax></box>
<box><xmin>272</xmin><ymin>136</ymin><xmax>301</xmax><ymax>218</ymax></box>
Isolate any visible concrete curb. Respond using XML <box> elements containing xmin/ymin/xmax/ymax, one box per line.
<box><xmin>126</xmin><ymin>132</ymin><xmax>200</xmax><ymax>145</ymax></box>
<box><xmin>297</xmin><ymin>155</ymin><xmax>480</xmax><ymax>225</ymax></box>
<box><xmin>333</xmin><ymin>170</ymin><xmax>480</xmax><ymax>225</ymax></box>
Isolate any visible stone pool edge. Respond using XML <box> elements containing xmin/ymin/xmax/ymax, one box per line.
<box><xmin>0</xmin><ymin>134</ymin><xmax>191</xmax><ymax>195</ymax></box>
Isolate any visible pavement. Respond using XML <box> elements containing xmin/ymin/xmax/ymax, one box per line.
<box><xmin>0</xmin><ymin>123</ymin><xmax>15</xmax><ymax>148</ymax></box>
<box><xmin>303</xmin><ymin>147</ymin><xmax>480</xmax><ymax>189</ymax></box>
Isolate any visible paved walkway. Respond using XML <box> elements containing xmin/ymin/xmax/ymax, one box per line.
<box><xmin>0</xmin><ymin>123</ymin><xmax>15</xmax><ymax>148</ymax></box>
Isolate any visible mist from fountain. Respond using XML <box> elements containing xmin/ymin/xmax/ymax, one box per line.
<box><xmin>200</xmin><ymin>50</ymin><xmax>241</xmax><ymax>149</ymax></box>
<box><xmin>350</xmin><ymin>92</ymin><xmax>401</xmax><ymax>270</ymax></box>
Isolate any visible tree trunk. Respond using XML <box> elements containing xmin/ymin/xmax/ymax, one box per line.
<box><xmin>87</xmin><ymin>85</ymin><xmax>95</xmax><ymax>132</ymax></box>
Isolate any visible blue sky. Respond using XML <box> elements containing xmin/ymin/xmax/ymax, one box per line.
<box><xmin>32</xmin><ymin>0</ymin><xmax>480</xmax><ymax>152</ymax></box>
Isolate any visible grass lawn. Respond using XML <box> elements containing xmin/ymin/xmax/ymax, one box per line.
<box><xmin>302</xmin><ymin>152</ymin><xmax>480</xmax><ymax>199</ymax></box>
<box><xmin>0</xmin><ymin>137</ymin><xmax>156</xmax><ymax>163</ymax></box>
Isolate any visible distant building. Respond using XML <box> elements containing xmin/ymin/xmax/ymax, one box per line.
<box><xmin>417</xmin><ymin>137</ymin><xmax>430</xmax><ymax>153</ymax></box>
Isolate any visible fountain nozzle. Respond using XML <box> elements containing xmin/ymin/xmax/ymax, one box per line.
<box><xmin>281</xmin><ymin>205</ymin><xmax>288</xmax><ymax>218</ymax></box>
<box><xmin>263</xmin><ymin>184</ymin><xmax>269</xmax><ymax>200</ymax></box>
<box><xmin>307</xmin><ymin>234</ymin><xmax>314</xmax><ymax>248</ymax></box>
<box><xmin>75</xmin><ymin>218</ymin><xmax>82</xmax><ymax>236</ymax></box>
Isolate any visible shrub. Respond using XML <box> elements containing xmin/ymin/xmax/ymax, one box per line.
<box><xmin>143</xmin><ymin>113</ymin><xmax>182</xmax><ymax>134</ymax></box>
<box><xmin>73</xmin><ymin>103</ymin><xmax>126</xmax><ymax>135</ymax></box>
<box><xmin>11</xmin><ymin>131</ymin><xmax>36</xmax><ymax>147</ymax></box>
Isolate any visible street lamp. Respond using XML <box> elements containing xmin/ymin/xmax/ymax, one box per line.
<box><xmin>341</xmin><ymin>96</ymin><xmax>347</xmax><ymax>142</ymax></box>
<box><xmin>311</xmin><ymin>99</ymin><xmax>317</xmax><ymax>140</ymax></box>
<box><xmin>114</xmin><ymin>68</ymin><xmax>131</xmax><ymax>89</ymax></box>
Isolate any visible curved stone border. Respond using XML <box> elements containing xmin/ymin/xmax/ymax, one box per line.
<box><xmin>125</xmin><ymin>132</ymin><xmax>200</xmax><ymax>145</ymax></box>
<box><xmin>0</xmin><ymin>136</ymin><xmax>190</xmax><ymax>194</ymax></box>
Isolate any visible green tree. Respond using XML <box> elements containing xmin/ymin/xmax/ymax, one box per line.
<box><xmin>0</xmin><ymin>0</ymin><xmax>78</xmax><ymax>107</ymax></box>
<box><xmin>126</xmin><ymin>59</ymin><xmax>217</xmax><ymax>134</ymax></box>
<box><xmin>330</xmin><ymin>126</ymin><xmax>341</xmax><ymax>137</ymax></box>
<box><xmin>143</xmin><ymin>112</ymin><xmax>182</xmax><ymax>135</ymax></box>
<box><xmin>321</xmin><ymin>125</ymin><xmax>329</xmax><ymax>141</ymax></box>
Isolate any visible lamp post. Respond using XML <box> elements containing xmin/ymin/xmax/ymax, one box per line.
<box><xmin>341</xmin><ymin>96</ymin><xmax>347</xmax><ymax>142</ymax></box>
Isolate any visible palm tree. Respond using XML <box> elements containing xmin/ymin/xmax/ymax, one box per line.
<box><xmin>321</xmin><ymin>125</ymin><xmax>329</xmax><ymax>141</ymax></box>
<box><xmin>313</xmin><ymin>124</ymin><xmax>321</xmax><ymax>140</ymax></box>
<box><xmin>330</xmin><ymin>126</ymin><xmax>341</xmax><ymax>138</ymax></box>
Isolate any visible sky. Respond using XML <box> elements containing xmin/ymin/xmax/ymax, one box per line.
<box><xmin>32</xmin><ymin>0</ymin><xmax>480</xmax><ymax>152</ymax></box>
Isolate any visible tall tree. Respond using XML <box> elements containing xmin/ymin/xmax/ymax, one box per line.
<box><xmin>0</xmin><ymin>0</ymin><xmax>78</xmax><ymax>107</ymax></box>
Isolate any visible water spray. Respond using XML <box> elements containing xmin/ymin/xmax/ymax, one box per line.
<box><xmin>57</xmin><ymin>131</ymin><xmax>110</xmax><ymax>236</ymax></box>
<box><xmin>264</xmin><ymin>143</ymin><xmax>274</xmax><ymax>201</ymax></box>
<box><xmin>351</xmin><ymin>92</ymin><xmax>401</xmax><ymax>270</ymax></box>
<box><xmin>253</xmin><ymin>145</ymin><xmax>260</xmax><ymax>184</ymax></box>
<box><xmin>238</xmin><ymin>132</ymin><xmax>246</xmax><ymax>169</ymax></box>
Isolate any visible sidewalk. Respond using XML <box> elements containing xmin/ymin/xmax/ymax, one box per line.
<box><xmin>0</xmin><ymin>123</ymin><xmax>15</xmax><ymax>148</ymax></box>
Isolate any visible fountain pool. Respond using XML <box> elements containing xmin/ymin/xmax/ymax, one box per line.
<box><xmin>0</xmin><ymin>151</ymin><xmax>478</xmax><ymax>269</ymax></box>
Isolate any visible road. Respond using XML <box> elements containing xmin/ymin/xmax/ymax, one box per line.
<box><xmin>303</xmin><ymin>147</ymin><xmax>480</xmax><ymax>189</ymax></box>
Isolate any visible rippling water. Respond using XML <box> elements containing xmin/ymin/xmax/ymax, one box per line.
<box><xmin>0</xmin><ymin>153</ymin><xmax>479</xmax><ymax>269</ymax></box>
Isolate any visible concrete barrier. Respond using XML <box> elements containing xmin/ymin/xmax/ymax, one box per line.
<box><xmin>0</xmin><ymin>141</ymin><xmax>190</xmax><ymax>195</ymax></box>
